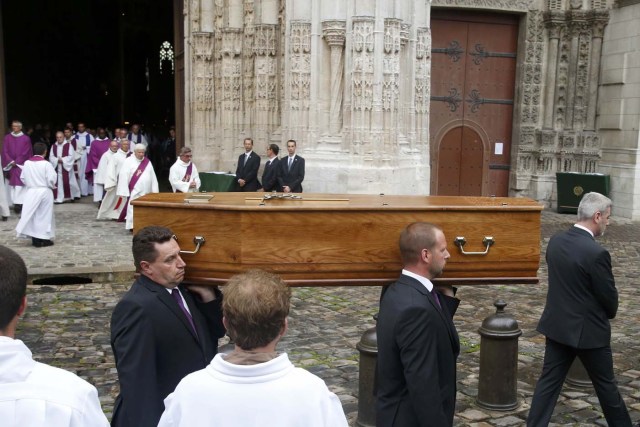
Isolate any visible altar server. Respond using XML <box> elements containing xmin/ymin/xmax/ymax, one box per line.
<box><xmin>169</xmin><ymin>147</ymin><xmax>200</xmax><ymax>193</ymax></box>
<box><xmin>117</xmin><ymin>143</ymin><xmax>158</xmax><ymax>230</ymax></box>
<box><xmin>15</xmin><ymin>143</ymin><xmax>57</xmax><ymax>247</ymax></box>
<box><xmin>73</xmin><ymin>122</ymin><xmax>94</xmax><ymax>196</ymax></box>
<box><xmin>0</xmin><ymin>245</ymin><xmax>109</xmax><ymax>426</ymax></box>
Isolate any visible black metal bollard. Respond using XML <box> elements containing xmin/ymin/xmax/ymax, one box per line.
<box><xmin>355</xmin><ymin>314</ymin><xmax>377</xmax><ymax>427</ymax></box>
<box><xmin>566</xmin><ymin>357</ymin><xmax>592</xmax><ymax>388</ymax></box>
<box><xmin>476</xmin><ymin>300</ymin><xmax>522</xmax><ymax>411</ymax></box>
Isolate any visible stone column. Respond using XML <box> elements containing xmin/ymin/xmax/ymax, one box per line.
<box><xmin>322</xmin><ymin>20</ymin><xmax>346</xmax><ymax>136</ymax></box>
<box><xmin>543</xmin><ymin>12</ymin><xmax>563</xmax><ymax>130</ymax></box>
<box><xmin>191</xmin><ymin>31</ymin><xmax>215</xmax><ymax>168</ymax></box>
<box><xmin>586</xmin><ymin>11</ymin><xmax>609</xmax><ymax>131</ymax></box>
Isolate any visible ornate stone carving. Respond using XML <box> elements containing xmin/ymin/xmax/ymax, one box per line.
<box><xmin>352</xmin><ymin>17</ymin><xmax>375</xmax><ymax>111</ymax></box>
<box><xmin>254</xmin><ymin>24</ymin><xmax>277</xmax><ymax>56</ymax></box>
<box><xmin>322</xmin><ymin>20</ymin><xmax>346</xmax><ymax>47</ymax></box>
<box><xmin>322</xmin><ymin>20</ymin><xmax>346</xmax><ymax>134</ymax></box>
<box><xmin>190</xmin><ymin>0</ymin><xmax>200</xmax><ymax>32</ymax></box>
<box><xmin>521</xmin><ymin>10</ymin><xmax>544</xmax><ymax>125</ymax></box>
<box><xmin>243</xmin><ymin>1</ymin><xmax>255</xmax><ymax>111</ymax></box>
<box><xmin>431</xmin><ymin>0</ymin><xmax>533</xmax><ymax>11</ymax></box>
<box><xmin>192</xmin><ymin>32</ymin><xmax>214</xmax><ymax>111</ymax></box>
<box><xmin>290</xmin><ymin>21</ymin><xmax>311</xmax><ymax>111</ymax></box>
<box><xmin>415</xmin><ymin>27</ymin><xmax>431</xmax><ymax>115</ymax></box>
<box><xmin>193</xmin><ymin>32</ymin><xmax>214</xmax><ymax>60</ymax></box>
<box><xmin>382</xmin><ymin>19</ymin><xmax>402</xmax><ymax>112</ymax></box>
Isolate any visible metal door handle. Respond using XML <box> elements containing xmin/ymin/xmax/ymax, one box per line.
<box><xmin>454</xmin><ymin>236</ymin><xmax>494</xmax><ymax>255</ymax></box>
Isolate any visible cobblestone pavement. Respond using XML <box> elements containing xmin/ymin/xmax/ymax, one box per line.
<box><xmin>1</xmin><ymin>197</ymin><xmax>640</xmax><ymax>426</ymax></box>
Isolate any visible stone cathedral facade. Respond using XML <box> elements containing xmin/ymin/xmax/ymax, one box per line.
<box><xmin>180</xmin><ymin>0</ymin><xmax>640</xmax><ymax>219</ymax></box>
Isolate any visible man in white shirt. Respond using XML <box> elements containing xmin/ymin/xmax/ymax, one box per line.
<box><xmin>0</xmin><ymin>245</ymin><xmax>109</xmax><ymax>427</ymax></box>
<box><xmin>158</xmin><ymin>269</ymin><xmax>348</xmax><ymax>427</ymax></box>
<box><xmin>169</xmin><ymin>147</ymin><xmax>201</xmax><ymax>193</ymax></box>
<box><xmin>117</xmin><ymin>143</ymin><xmax>159</xmax><ymax>230</ymax></box>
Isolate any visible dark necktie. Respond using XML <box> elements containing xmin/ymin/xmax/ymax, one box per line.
<box><xmin>288</xmin><ymin>157</ymin><xmax>293</xmax><ymax>171</ymax></box>
<box><xmin>431</xmin><ymin>289</ymin><xmax>442</xmax><ymax>310</ymax></box>
<box><xmin>171</xmin><ymin>288</ymin><xmax>198</xmax><ymax>337</ymax></box>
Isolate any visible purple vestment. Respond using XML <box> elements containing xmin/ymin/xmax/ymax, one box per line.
<box><xmin>1</xmin><ymin>133</ymin><xmax>33</xmax><ymax>186</ymax></box>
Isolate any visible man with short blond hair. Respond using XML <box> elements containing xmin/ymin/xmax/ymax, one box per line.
<box><xmin>158</xmin><ymin>269</ymin><xmax>348</xmax><ymax>427</ymax></box>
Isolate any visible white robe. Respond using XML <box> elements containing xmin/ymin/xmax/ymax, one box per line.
<box><xmin>169</xmin><ymin>159</ymin><xmax>201</xmax><ymax>193</ymax></box>
<box><xmin>74</xmin><ymin>132</ymin><xmax>94</xmax><ymax>196</ymax></box>
<box><xmin>0</xmin><ymin>154</ymin><xmax>10</xmax><ymax>217</ymax></box>
<box><xmin>0</xmin><ymin>337</ymin><xmax>109</xmax><ymax>427</ymax></box>
<box><xmin>117</xmin><ymin>155</ymin><xmax>159</xmax><ymax>230</ymax></box>
<box><xmin>96</xmin><ymin>150</ymin><xmax>128</xmax><ymax>220</ymax></box>
<box><xmin>15</xmin><ymin>157</ymin><xmax>57</xmax><ymax>240</ymax></box>
<box><xmin>49</xmin><ymin>142</ymin><xmax>80</xmax><ymax>203</ymax></box>
<box><xmin>93</xmin><ymin>148</ymin><xmax>117</xmax><ymax>202</ymax></box>
<box><xmin>158</xmin><ymin>353</ymin><xmax>348</xmax><ymax>427</ymax></box>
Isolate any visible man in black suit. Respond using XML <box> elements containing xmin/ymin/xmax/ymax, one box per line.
<box><xmin>527</xmin><ymin>192</ymin><xmax>633</xmax><ymax>427</ymax></box>
<box><xmin>110</xmin><ymin>226</ymin><xmax>225</xmax><ymax>427</ymax></box>
<box><xmin>259</xmin><ymin>143</ymin><xmax>280</xmax><ymax>192</ymax></box>
<box><xmin>277</xmin><ymin>139</ymin><xmax>305</xmax><ymax>193</ymax></box>
<box><xmin>376</xmin><ymin>222</ymin><xmax>460</xmax><ymax>427</ymax></box>
<box><xmin>235</xmin><ymin>137</ymin><xmax>260</xmax><ymax>191</ymax></box>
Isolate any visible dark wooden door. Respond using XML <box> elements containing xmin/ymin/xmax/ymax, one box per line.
<box><xmin>430</xmin><ymin>11</ymin><xmax>518</xmax><ymax>196</ymax></box>
<box><xmin>173</xmin><ymin>0</ymin><xmax>185</xmax><ymax>150</ymax></box>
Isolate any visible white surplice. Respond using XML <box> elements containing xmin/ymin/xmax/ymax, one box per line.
<box><xmin>96</xmin><ymin>150</ymin><xmax>128</xmax><ymax>220</ymax></box>
<box><xmin>15</xmin><ymin>157</ymin><xmax>57</xmax><ymax>240</ymax></box>
<box><xmin>74</xmin><ymin>132</ymin><xmax>94</xmax><ymax>196</ymax></box>
<box><xmin>0</xmin><ymin>154</ymin><xmax>10</xmax><ymax>217</ymax></box>
<box><xmin>158</xmin><ymin>353</ymin><xmax>348</xmax><ymax>427</ymax></box>
<box><xmin>169</xmin><ymin>159</ymin><xmax>201</xmax><ymax>193</ymax></box>
<box><xmin>93</xmin><ymin>148</ymin><xmax>117</xmax><ymax>202</ymax></box>
<box><xmin>117</xmin><ymin>155</ymin><xmax>159</xmax><ymax>230</ymax></box>
<box><xmin>49</xmin><ymin>141</ymin><xmax>80</xmax><ymax>203</ymax></box>
<box><xmin>0</xmin><ymin>336</ymin><xmax>109</xmax><ymax>427</ymax></box>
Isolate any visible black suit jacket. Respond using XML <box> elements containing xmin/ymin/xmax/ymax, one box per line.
<box><xmin>260</xmin><ymin>157</ymin><xmax>280</xmax><ymax>192</ymax></box>
<box><xmin>376</xmin><ymin>274</ymin><xmax>460</xmax><ymax>427</ymax></box>
<box><xmin>537</xmin><ymin>226</ymin><xmax>618</xmax><ymax>349</ymax></box>
<box><xmin>277</xmin><ymin>155</ymin><xmax>305</xmax><ymax>193</ymax></box>
<box><xmin>235</xmin><ymin>151</ymin><xmax>261</xmax><ymax>191</ymax></box>
<box><xmin>110</xmin><ymin>275</ymin><xmax>225</xmax><ymax>427</ymax></box>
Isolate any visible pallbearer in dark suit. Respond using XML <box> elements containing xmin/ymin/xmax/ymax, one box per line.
<box><xmin>259</xmin><ymin>143</ymin><xmax>280</xmax><ymax>192</ymax></box>
<box><xmin>527</xmin><ymin>192</ymin><xmax>633</xmax><ymax>427</ymax></box>
<box><xmin>376</xmin><ymin>222</ymin><xmax>460</xmax><ymax>427</ymax></box>
<box><xmin>277</xmin><ymin>139</ymin><xmax>305</xmax><ymax>193</ymax></box>
<box><xmin>110</xmin><ymin>226</ymin><xmax>225</xmax><ymax>427</ymax></box>
<box><xmin>235</xmin><ymin>138</ymin><xmax>261</xmax><ymax>191</ymax></box>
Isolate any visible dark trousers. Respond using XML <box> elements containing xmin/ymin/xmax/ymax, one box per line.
<box><xmin>527</xmin><ymin>338</ymin><xmax>631</xmax><ymax>427</ymax></box>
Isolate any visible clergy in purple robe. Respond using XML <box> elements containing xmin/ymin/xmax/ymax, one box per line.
<box><xmin>1</xmin><ymin>121</ymin><xmax>33</xmax><ymax>212</ymax></box>
<box><xmin>86</xmin><ymin>128</ymin><xmax>111</xmax><ymax>202</ymax></box>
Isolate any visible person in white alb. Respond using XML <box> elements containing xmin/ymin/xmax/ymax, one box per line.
<box><xmin>15</xmin><ymin>143</ymin><xmax>57</xmax><ymax>247</ymax></box>
<box><xmin>158</xmin><ymin>269</ymin><xmax>349</xmax><ymax>427</ymax></box>
<box><xmin>0</xmin><ymin>245</ymin><xmax>110</xmax><ymax>427</ymax></box>
<box><xmin>117</xmin><ymin>143</ymin><xmax>159</xmax><ymax>230</ymax></box>
<box><xmin>73</xmin><ymin>122</ymin><xmax>94</xmax><ymax>196</ymax></box>
<box><xmin>49</xmin><ymin>131</ymin><xmax>80</xmax><ymax>204</ymax></box>
<box><xmin>0</xmin><ymin>154</ymin><xmax>10</xmax><ymax>221</ymax></box>
<box><xmin>169</xmin><ymin>147</ymin><xmax>201</xmax><ymax>193</ymax></box>
<box><xmin>97</xmin><ymin>140</ymin><xmax>130</xmax><ymax>220</ymax></box>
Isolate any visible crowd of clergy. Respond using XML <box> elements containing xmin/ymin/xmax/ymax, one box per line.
<box><xmin>1</xmin><ymin>120</ymin><xmax>196</xmax><ymax>246</ymax></box>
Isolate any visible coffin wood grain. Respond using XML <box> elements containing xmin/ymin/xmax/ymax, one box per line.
<box><xmin>132</xmin><ymin>193</ymin><xmax>543</xmax><ymax>286</ymax></box>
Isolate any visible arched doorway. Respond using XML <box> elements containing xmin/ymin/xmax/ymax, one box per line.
<box><xmin>430</xmin><ymin>10</ymin><xmax>518</xmax><ymax>197</ymax></box>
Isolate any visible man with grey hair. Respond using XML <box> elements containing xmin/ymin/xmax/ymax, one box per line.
<box><xmin>527</xmin><ymin>192</ymin><xmax>633</xmax><ymax>426</ymax></box>
<box><xmin>1</xmin><ymin>120</ymin><xmax>32</xmax><ymax>213</ymax></box>
<box><xmin>117</xmin><ymin>143</ymin><xmax>158</xmax><ymax>231</ymax></box>
<box><xmin>169</xmin><ymin>147</ymin><xmax>201</xmax><ymax>193</ymax></box>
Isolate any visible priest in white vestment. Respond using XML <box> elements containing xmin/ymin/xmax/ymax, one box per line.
<box><xmin>169</xmin><ymin>147</ymin><xmax>201</xmax><ymax>193</ymax></box>
<box><xmin>97</xmin><ymin>140</ymin><xmax>130</xmax><ymax>220</ymax></box>
<box><xmin>0</xmin><ymin>154</ymin><xmax>10</xmax><ymax>220</ymax></box>
<box><xmin>49</xmin><ymin>131</ymin><xmax>80</xmax><ymax>204</ymax></box>
<box><xmin>16</xmin><ymin>143</ymin><xmax>57</xmax><ymax>247</ymax></box>
<box><xmin>117</xmin><ymin>143</ymin><xmax>159</xmax><ymax>230</ymax></box>
<box><xmin>0</xmin><ymin>245</ymin><xmax>109</xmax><ymax>427</ymax></box>
<box><xmin>158</xmin><ymin>270</ymin><xmax>348</xmax><ymax>427</ymax></box>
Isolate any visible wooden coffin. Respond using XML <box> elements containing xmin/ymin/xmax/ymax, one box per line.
<box><xmin>132</xmin><ymin>193</ymin><xmax>543</xmax><ymax>286</ymax></box>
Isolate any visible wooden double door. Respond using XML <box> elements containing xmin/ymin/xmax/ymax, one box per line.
<box><xmin>430</xmin><ymin>11</ymin><xmax>519</xmax><ymax>197</ymax></box>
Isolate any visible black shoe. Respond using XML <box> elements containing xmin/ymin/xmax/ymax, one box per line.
<box><xmin>13</xmin><ymin>204</ymin><xmax>22</xmax><ymax>214</ymax></box>
<box><xmin>1</xmin><ymin>216</ymin><xmax>7</xmax><ymax>221</ymax></box>
<box><xmin>41</xmin><ymin>240</ymin><xmax>54</xmax><ymax>247</ymax></box>
<box><xmin>32</xmin><ymin>238</ymin><xmax>42</xmax><ymax>248</ymax></box>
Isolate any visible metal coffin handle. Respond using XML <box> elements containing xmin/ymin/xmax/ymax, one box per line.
<box><xmin>179</xmin><ymin>236</ymin><xmax>206</xmax><ymax>255</ymax></box>
<box><xmin>454</xmin><ymin>236</ymin><xmax>494</xmax><ymax>255</ymax></box>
